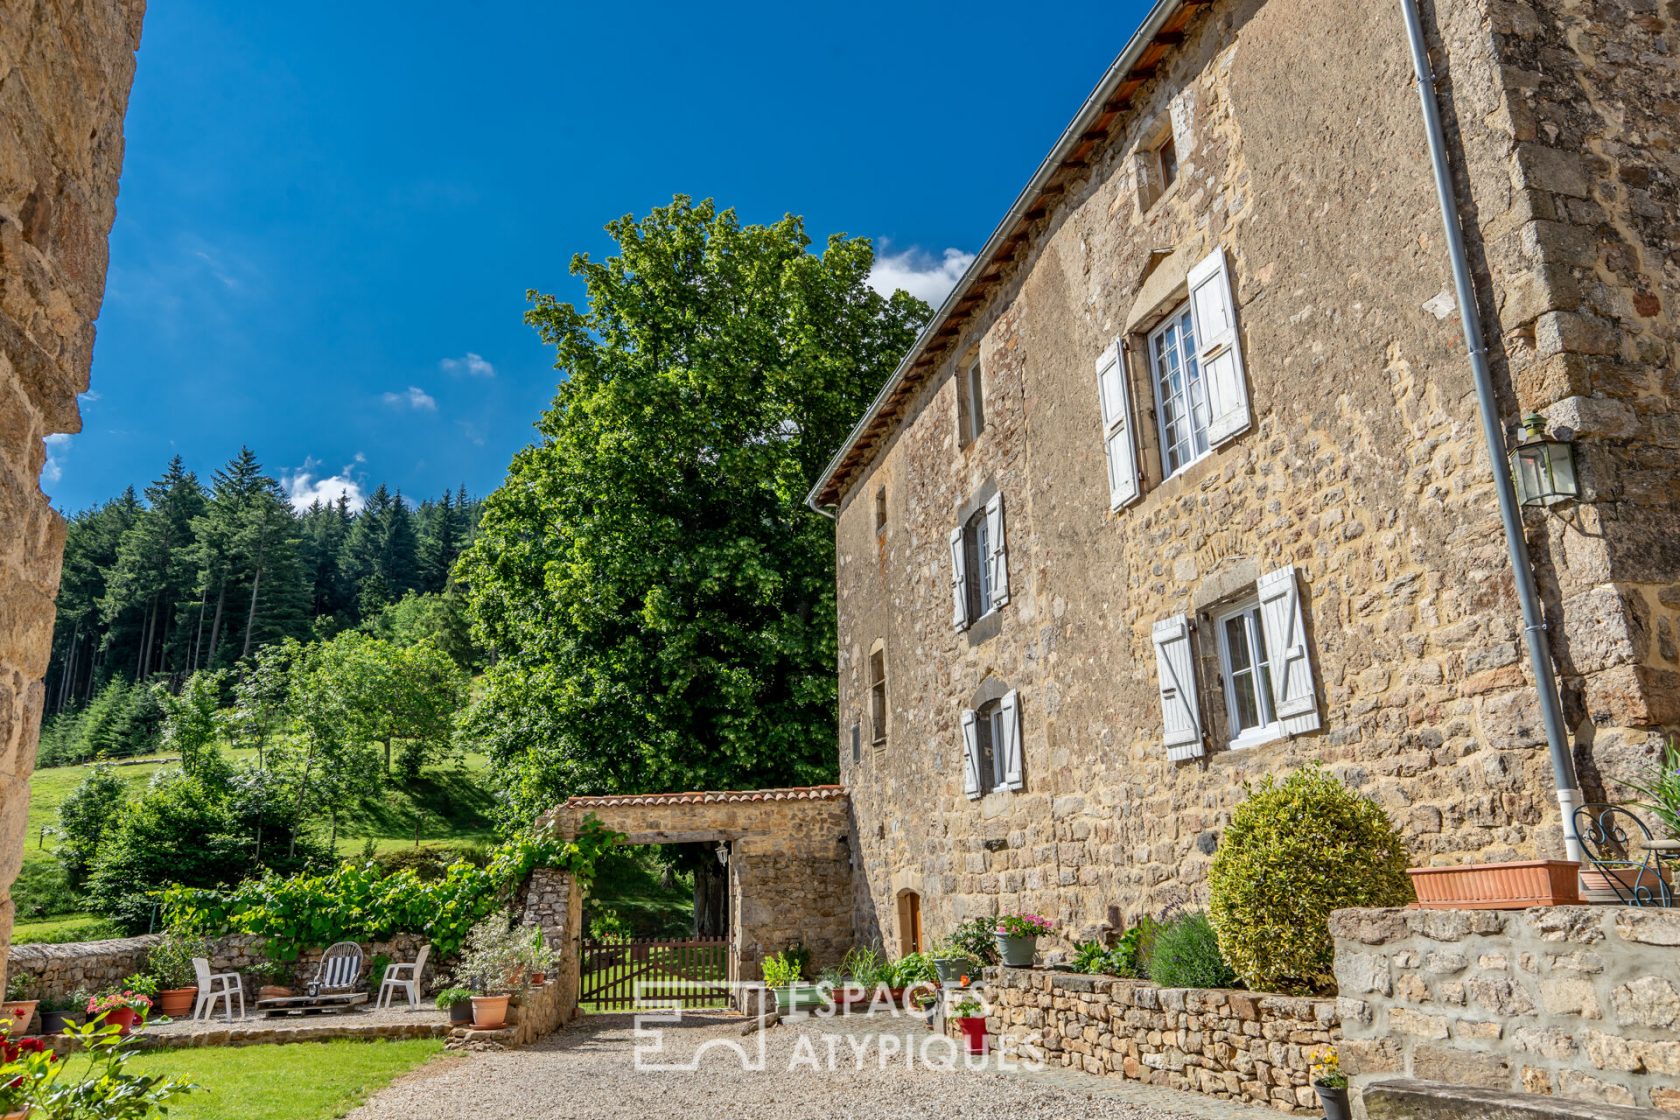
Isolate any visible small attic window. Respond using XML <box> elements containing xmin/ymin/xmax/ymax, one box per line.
<box><xmin>1157</xmin><ymin>133</ymin><xmax>1179</xmax><ymax>190</ymax></box>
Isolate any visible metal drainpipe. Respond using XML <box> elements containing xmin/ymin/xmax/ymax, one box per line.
<box><xmin>1399</xmin><ymin>0</ymin><xmax>1584</xmax><ymax>861</ymax></box>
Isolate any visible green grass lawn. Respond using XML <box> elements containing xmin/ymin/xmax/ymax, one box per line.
<box><xmin>17</xmin><ymin>748</ymin><xmax>499</xmax><ymax>941</ymax></box>
<box><xmin>126</xmin><ymin>1039</ymin><xmax>444</xmax><ymax>1120</ymax></box>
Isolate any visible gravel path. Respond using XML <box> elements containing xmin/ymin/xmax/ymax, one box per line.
<box><xmin>346</xmin><ymin>1012</ymin><xmax>1278</xmax><ymax>1120</ymax></box>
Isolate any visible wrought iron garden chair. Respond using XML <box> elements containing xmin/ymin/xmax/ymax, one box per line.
<box><xmin>1573</xmin><ymin>803</ymin><xmax>1676</xmax><ymax>907</ymax></box>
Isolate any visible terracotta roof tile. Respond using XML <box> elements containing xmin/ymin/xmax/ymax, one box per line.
<box><xmin>563</xmin><ymin>784</ymin><xmax>848</xmax><ymax>809</ymax></box>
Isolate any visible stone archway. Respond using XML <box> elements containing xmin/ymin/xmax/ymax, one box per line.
<box><xmin>520</xmin><ymin>785</ymin><xmax>854</xmax><ymax>1019</ymax></box>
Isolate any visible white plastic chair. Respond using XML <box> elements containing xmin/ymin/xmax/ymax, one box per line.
<box><xmin>191</xmin><ymin>956</ymin><xmax>245</xmax><ymax>1022</ymax></box>
<box><xmin>377</xmin><ymin>944</ymin><xmax>431</xmax><ymax>1010</ymax></box>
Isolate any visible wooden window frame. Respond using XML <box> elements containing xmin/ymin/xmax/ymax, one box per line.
<box><xmin>1214</xmin><ymin>596</ymin><xmax>1284</xmax><ymax>751</ymax></box>
<box><xmin>868</xmin><ymin>646</ymin><xmax>888</xmax><ymax>747</ymax></box>
<box><xmin>1147</xmin><ymin>301</ymin><xmax>1213</xmax><ymax>479</ymax></box>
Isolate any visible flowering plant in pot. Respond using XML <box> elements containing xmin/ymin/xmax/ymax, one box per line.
<box><xmin>23</xmin><ymin>1019</ymin><xmax>198</xmax><ymax>1117</ymax></box>
<box><xmin>994</xmin><ymin>913</ymin><xmax>1053</xmax><ymax>967</ymax></box>
<box><xmin>0</xmin><ymin>1032</ymin><xmax>56</xmax><ymax>1119</ymax></box>
<box><xmin>145</xmin><ymin>929</ymin><xmax>207</xmax><ymax>1019</ymax></box>
<box><xmin>86</xmin><ymin>988</ymin><xmax>153</xmax><ymax>1036</ymax></box>
<box><xmin>952</xmin><ymin>995</ymin><xmax>987</xmax><ymax>1054</ymax></box>
<box><xmin>1311</xmin><ymin>1048</ymin><xmax>1351</xmax><ymax>1120</ymax></box>
<box><xmin>518</xmin><ymin>927</ymin><xmax>555</xmax><ymax>987</ymax></box>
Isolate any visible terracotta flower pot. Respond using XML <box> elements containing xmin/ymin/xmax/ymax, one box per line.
<box><xmin>2</xmin><ymin>1001</ymin><xmax>36</xmax><ymax>1036</ymax></box>
<box><xmin>1580</xmin><ymin>864</ymin><xmax>1671</xmax><ymax>901</ymax></box>
<box><xmin>156</xmin><ymin>987</ymin><xmax>197</xmax><ymax>1019</ymax></box>
<box><xmin>957</xmin><ymin>1016</ymin><xmax>987</xmax><ymax>1054</ymax></box>
<box><xmin>1408</xmin><ymin>860</ymin><xmax>1579</xmax><ymax>909</ymax></box>
<box><xmin>470</xmin><ymin>995</ymin><xmax>511</xmax><ymax>1031</ymax></box>
<box><xmin>529</xmin><ymin>972</ymin><xmax>546</xmax><ymax>987</ymax></box>
<box><xmin>4</xmin><ymin>1109</ymin><xmax>27</xmax><ymax>1120</ymax></box>
<box><xmin>102</xmin><ymin>1007</ymin><xmax>138</xmax><ymax>1036</ymax></box>
<box><xmin>257</xmin><ymin>985</ymin><xmax>294</xmax><ymax>1001</ymax></box>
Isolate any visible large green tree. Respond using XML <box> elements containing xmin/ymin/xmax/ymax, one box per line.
<box><xmin>458</xmin><ymin>196</ymin><xmax>928</xmax><ymax>824</ymax></box>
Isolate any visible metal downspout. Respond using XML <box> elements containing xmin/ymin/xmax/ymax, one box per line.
<box><xmin>1398</xmin><ymin>0</ymin><xmax>1584</xmax><ymax>860</ymax></box>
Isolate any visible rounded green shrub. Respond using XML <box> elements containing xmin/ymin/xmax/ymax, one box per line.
<box><xmin>1208</xmin><ymin>764</ymin><xmax>1412</xmax><ymax>996</ymax></box>
<box><xmin>1146</xmin><ymin>912</ymin><xmax>1234</xmax><ymax>989</ymax></box>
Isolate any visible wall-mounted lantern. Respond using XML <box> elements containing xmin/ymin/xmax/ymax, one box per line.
<box><xmin>1512</xmin><ymin>414</ymin><xmax>1580</xmax><ymax>508</ymax></box>
<box><xmin>714</xmin><ymin>841</ymin><xmax>730</xmax><ymax>867</ymax></box>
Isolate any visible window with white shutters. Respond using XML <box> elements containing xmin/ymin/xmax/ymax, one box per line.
<box><xmin>998</xmin><ymin>689</ymin><xmax>1023</xmax><ymax>791</ymax></box>
<box><xmin>1186</xmin><ymin>247</ymin><xmax>1251</xmax><ymax>447</ymax></box>
<box><xmin>1096</xmin><ymin>341</ymin><xmax>1140</xmax><ymax>509</ymax></box>
<box><xmin>1256</xmin><ymin>565</ymin><xmax>1320</xmax><ymax>736</ymax></box>
<box><xmin>953</xmin><ymin>493</ymin><xmax>1009</xmax><ymax>630</ymax></box>
<box><xmin>960</xmin><ymin>708</ymin><xmax>981</xmax><ymax>800</ymax></box>
<box><xmin>1153</xmin><ymin>614</ymin><xmax>1205</xmax><ymax>760</ymax></box>
<box><xmin>985</xmin><ymin>493</ymin><xmax>1009</xmax><ymax>608</ymax></box>
<box><xmin>949</xmin><ymin>527</ymin><xmax>968</xmax><ymax>631</ymax></box>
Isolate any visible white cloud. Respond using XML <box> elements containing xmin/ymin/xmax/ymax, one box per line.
<box><xmin>282</xmin><ymin>458</ymin><xmax>367</xmax><ymax>513</ymax></box>
<box><xmin>867</xmin><ymin>246</ymin><xmax>976</xmax><ymax>306</ymax></box>
<box><xmin>382</xmin><ymin>386</ymin><xmax>437</xmax><ymax>411</ymax></box>
<box><xmin>41</xmin><ymin>433</ymin><xmax>71</xmax><ymax>484</ymax></box>
<box><xmin>440</xmin><ymin>352</ymin><xmax>494</xmax><ymax>378</ymax></box>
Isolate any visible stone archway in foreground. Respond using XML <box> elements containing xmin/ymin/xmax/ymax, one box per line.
<box><xmin>521</xmin><ymin>785</ymin><xmax>854</xmax><ymax>1020</ymax></box>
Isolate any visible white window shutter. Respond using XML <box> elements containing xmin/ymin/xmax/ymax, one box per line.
<box><xmin>960</xmin><ymin>708</ymin><xmax>981</xmax><ymax>800</ymax></box>
<box><xmin>1187</xmin><ymin>248</ymin><xmax>1251</xmax><ymax>447</ymax></box>
<box><xmin>985</xmin><ymin>493</ymin><xmax>1009</xmax><ymax>608</ymax></box>
<box><xmin>1152</xmin><ymin>614</ymin><xmax>1205</xmax><ymax>760</ymax></box>
<box><xmin>949</xmin><ymin>526</ymin><xmax>968</xmax><ymax>631</ymax></box>
<box><xmin>999</xmin><ymin>690</ymin><xmax>1023</xmax><ymax>791</ymax></box>
<box><xmin>1258</xmin><ymin>565</ymin><xmax>1321</xmax><ymax>734</ymax></box>
<box><xmin>1095</xmin><ymin>341</ymin><xmax>1140</xmax><ymax>509</ymax></box>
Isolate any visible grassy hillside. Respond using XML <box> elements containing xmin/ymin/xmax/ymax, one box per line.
<box><xmin>14</xmin><ymin>748</ymin><xmax>500</xmax><ymax>944</ymax></box>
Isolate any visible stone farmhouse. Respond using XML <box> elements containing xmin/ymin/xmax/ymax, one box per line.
<box><xmin>806</xmin><ymin>0</ymin><xmax>1680</xmax><ymax>953</ymax></box>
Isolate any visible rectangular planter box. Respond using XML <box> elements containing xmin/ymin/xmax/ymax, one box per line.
<box><xmin>1408</xmin><ymin>859</ymin><xmax>1580</xmax><ymax>909</ymax></box>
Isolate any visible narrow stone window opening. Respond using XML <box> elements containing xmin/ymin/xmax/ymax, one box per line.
<box><xmin>963</xmin><ymin>507</ymin><xmax>993</xmax><ymax>621</ymax></box>
<box><xmin>874</xmin><ymin>486</ymin><xmax>887</xmax><ymax>536</ymax></box>
<box><xmin>958</xmin><ymin>359</ymin><xmax>986</xmax><ymax>446</ymax></box>
<box><xmin>869</xmin><ymin>647</ymin><xmax>888</xmax><ymax>747</ymax></box>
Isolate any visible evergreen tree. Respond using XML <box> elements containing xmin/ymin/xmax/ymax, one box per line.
<box><xmin>101</xmin><ymin>457</ymin><xmax>206</xmax><ymax>681</ymax></box>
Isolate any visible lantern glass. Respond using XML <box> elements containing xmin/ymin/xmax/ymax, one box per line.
<box><xmin>1513</xmin><ymin>439</ymin><xmax>1579</xmax><ymax>507</ymax></box>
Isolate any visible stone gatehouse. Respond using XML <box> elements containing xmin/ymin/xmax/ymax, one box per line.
<box><xmin>533</xmin><ymin>785</ymin><xmax>854</xmax><ymax>1006</ymax></box>
<box><xmin>808</xmin><ymin>0</ymin><xmax>1680</xmax><ymax>952</ymax></box>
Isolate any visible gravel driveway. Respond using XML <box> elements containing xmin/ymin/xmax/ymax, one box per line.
<box><xmin>346</xmin><ymin>1012</ymin><xmax>1277</xmax><ymax>1120</ymax></box>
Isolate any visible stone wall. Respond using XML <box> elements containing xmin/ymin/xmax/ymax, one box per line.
<box><xmin>519</xmin><ymin>866</ymin><xmax>579</xmax><ymax>1025</ymax></box>
<box><xmin>0</xmin><ymin>1</ymin><xmax>145</xmax><ymax>987</ymax></box>
<box><xmin>8</xmin><ymin>932</ymin><xmax>436</xmax><ymax>1001</ymax></box>
<box><xmin>1332</xmin><ymin>906</ymin><xmax>1680</xmax><ymax>1112</ymax></box>
<box><xmin>829</xmin><ymin>0</ymin><xmax>1680</xmax><ymax>957</ymax></box>
<box><xmin>982</xmin><ymin>967</ymin><xmax>1339</xmax><ymax>1114</ymax></box>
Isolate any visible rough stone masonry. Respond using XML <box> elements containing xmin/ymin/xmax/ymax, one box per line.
<box><xmin>817</xmin><ymin>0</ymin><xmax>1680</xmax><ymax>956</ymax></box>
<box><xmin>0</xmin><ymin>1</ymin><xmax>146</xmax><ymax>983</ymax></box>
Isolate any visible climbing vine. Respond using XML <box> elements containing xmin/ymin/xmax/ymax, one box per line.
<box><xmin>158</xmin><ymin>816</ymin><xmax>621</xmax><ymax>958</ymax></box>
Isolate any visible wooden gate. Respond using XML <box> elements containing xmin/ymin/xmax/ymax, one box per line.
<box><xmin>579</xmin><ymin>937</ymin><xmax>731</xmax><ymax>1011</ymax></box>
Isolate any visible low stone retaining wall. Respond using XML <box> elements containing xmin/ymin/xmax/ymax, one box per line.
<box><xmin>1331</xmin><ymin>905</ymin><xmax>1680</xmax><ymax>1113</ymax></box>
<box><xmin>447</xmin><ymin>979</ymin><xmax>568</xmax><ymax>1050</ymax></box>
<box><xmin>981</xmin><ymin>968</ymin><xmax>1339</xmax><ymax>1113</ymax></box>
<box><xmin>9</xmin><ymin>932</ymin><xmax>436</xmax><ymax>1000</ymax></box>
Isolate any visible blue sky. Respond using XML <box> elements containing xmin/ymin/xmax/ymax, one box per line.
<box><xmin>47</xmin><ymin>1</ymin><xmax>1147</xmax><ymax>513</ymax></box>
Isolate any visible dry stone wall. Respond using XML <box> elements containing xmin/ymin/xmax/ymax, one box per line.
<box><xmin>1332</xmin><ymin>906</ymin><xmax>1680</xmax><ymax>1112</ymax></box>
<box><xmin>834</xmin><ymin>0</ymin><xmax>1680</xmax><ymax>957</ymax></box>
<box><xmin>0</xmin><ymin>0</ymin><xmax>144</xmax><ymax>985</ymax></box>
<box><xmin>982</xmin><ymin>967</ymin><xmax>1339</xmax><ymax>1113</ymax></box>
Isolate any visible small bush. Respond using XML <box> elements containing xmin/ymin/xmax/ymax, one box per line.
<box><xmin>1147</xmin><ymin>912</ymin><xmax>1235</xmax><ymax>989</ymax></box>
<box><xmin>1208</xmin><ymin>764</ymin><xmax>1412</xmax><ymax>995</ymax></box>
<box><xmin>943</xmin><ymin>917</ymin><xmax>1000</xmax><ymax>965</ymax></box>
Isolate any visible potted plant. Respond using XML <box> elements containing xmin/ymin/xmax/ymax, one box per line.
<box><xmin>86</xmin><ymin>988</ymin><xmax>153</xmax><ymax>1036</ymax></box>
<box><xmin>36</xmin><ymin>991</ymin><xmax>86</xmax><ymax>1036</ymax></box>
<box><xmin>761</xmin><ymin>951</ymin><xmax>803</xmax><ymax>1014</ymax></box>
<box><xmin>458</xmin><ymin>918</ymin><xmax>525</xmax><ymax>1030</ymax></box>
<box><xmin>952</xmin><ymin>995</ymin><xmax>987</xmax><ymax>1054</ymax></box>
<box><xmin>994</xmin><ymin>913</ymin><xmax>1054</xmax><ymax>967</ymax></box>
<box><xmin>520</xmin><ymin>927</ymin><xmax>555</xmax><ymax>988</ymax></box>
<box><xmin>0</xmin><ymin>1033</ymin><xmax>55</xmax><ymax>1119</ymax></box>
<box><xmin>435</xmin><ymin>987</ymin><xmax>473</xmax><ymax>1026</ymax></box>
<box><xmin>1312</xmin><ymin>1047</ymin><xmax>1351</xmax><ymax>1120</ymax></box>
<box><xmin>1625</xmin><ymin>737</ymin><xmax>1680</xmax><ymax>842</ymax></box>
<box><xmin>146</xmin><ymin>928</ymin><xmax>206</xmax><ymax>1019</ymax></box>
<box><xmin>2</xmin><ymin>974</ymin><xmax>36</xmax><ymax>1037</ymax></box>
<box><xmin>931</xmin><ymin>942</ymin><xmax>983</xmax><ymax>985</ymax></box>
<box><xmin>249</xmin><ymin>957</ymin><xmax>293</xmax><ymax>1001</ymax></box>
